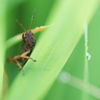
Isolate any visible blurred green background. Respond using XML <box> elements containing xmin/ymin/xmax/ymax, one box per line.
<box><xmin>0</xmin><ymin>0</ymin><xmax>100</xmax><ymax>100</ymax></box>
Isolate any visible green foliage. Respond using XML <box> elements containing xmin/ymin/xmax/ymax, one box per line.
<box><xmin>0</xmin><ymin>0</ymin><xmax>100</xmax><ymax>100</ymax></box>
<box><xmin>0</xmin><ymin>0</ymin><xmax>7</xmax><ymax>100</ymax></box>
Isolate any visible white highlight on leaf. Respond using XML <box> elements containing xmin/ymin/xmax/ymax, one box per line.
<box><xmin>58</xmin><ymin>71</ymin><xmax>71</xmax><ymax>83</ymax></box>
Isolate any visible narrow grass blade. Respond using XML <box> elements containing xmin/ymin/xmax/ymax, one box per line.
<box><xmin>6</xmin><ymin>26</ymin><xmax>49</xmax><ymax>49</ymax></box>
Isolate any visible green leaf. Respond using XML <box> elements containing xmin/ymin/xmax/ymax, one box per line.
<box><xmin>0</xmin><ymin>1</ymin><xmax>6</xmax><ymax>100</ymax></box>
<box><xmin>5</xmin><ymin>0</ymin><xmax>99</xmax><ymax>100</ymax></box>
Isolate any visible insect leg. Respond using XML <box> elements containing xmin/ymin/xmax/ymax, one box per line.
<box><xmin>7</xmin><ymin>57</ymin><xmax>15</xmax><ymax>63</ymax></box>
<box><xmin>14</xmin><ymin>59</ymin><xmax>24</xmax><ymax>74</ymax></box>
<box><xmin>21</xmin><ymin>50</ymin><xmax>30</xmax><ymax>56</ymax></box>
<box><xmin>21</xmin><ymin>50</ymin><xmax>36</xmax><ymax>62</ymax></box>
<box><xmin>21</xmin><ymin>55</ymin><xmax>36</xmax><ymax>62</ymax></box>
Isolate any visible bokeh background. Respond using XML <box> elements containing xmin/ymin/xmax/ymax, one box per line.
<box><xmin>0</xmin><ymin>0</ymin><xmax>100</xmax><ymax>100</ymax></box>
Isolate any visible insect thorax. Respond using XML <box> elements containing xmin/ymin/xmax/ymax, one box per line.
<box><xmin>22</xmin><ymin>31</ymin><xmax>36</xmax><ymax>54</ymax></box>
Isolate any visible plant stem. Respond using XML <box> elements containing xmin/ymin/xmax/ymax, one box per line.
<box><xmin>82</xmin><ymin>24</ymin><xmax>90</xmax><ymax>100</ymax></box>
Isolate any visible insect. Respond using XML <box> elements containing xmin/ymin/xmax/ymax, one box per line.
<box><xmin>8</xmin><ymin>13</ymin><xmax>36</xmax><ymax>73</ymax></box>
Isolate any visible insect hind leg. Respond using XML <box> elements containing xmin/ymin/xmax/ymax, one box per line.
<box><xmin>21</xmin><ymin>55</ymin><xmax>36</xmax><ymax>62</ymax></box>
<box><xmin>14</xmin><ymin>59</ymin><xmax>25</xmax><ymax>74</ymax></box>
<box><xmin>21</xmin><ymin>50</ymin><xmax>36</xmax><ymax>62</ymax></box>
<box><xmin>8</xmin><ymin>57</ymin><xmax>25</xmax><ymax>74</ymax></box>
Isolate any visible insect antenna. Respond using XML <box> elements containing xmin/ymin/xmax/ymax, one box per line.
<box><xmin>29</xmin><ymin>9</ymin><xmax>36</xmax><ymax>31</ymax></box>
<box><xmin>16</xmin><ymin>20</ymin><xmax>27</xmax><ymax>32</ymax></box>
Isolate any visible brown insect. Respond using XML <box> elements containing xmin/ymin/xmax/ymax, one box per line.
<box><xmin>8</xmin><ymin>13</ymin><xmax>36</xmax><ymax>73</ymax></box>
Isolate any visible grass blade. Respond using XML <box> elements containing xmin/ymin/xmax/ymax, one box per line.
<box><xmin>0</xmin><ymin>1</ymin><xmax>6</xmax><ymax>99</ymax></box>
